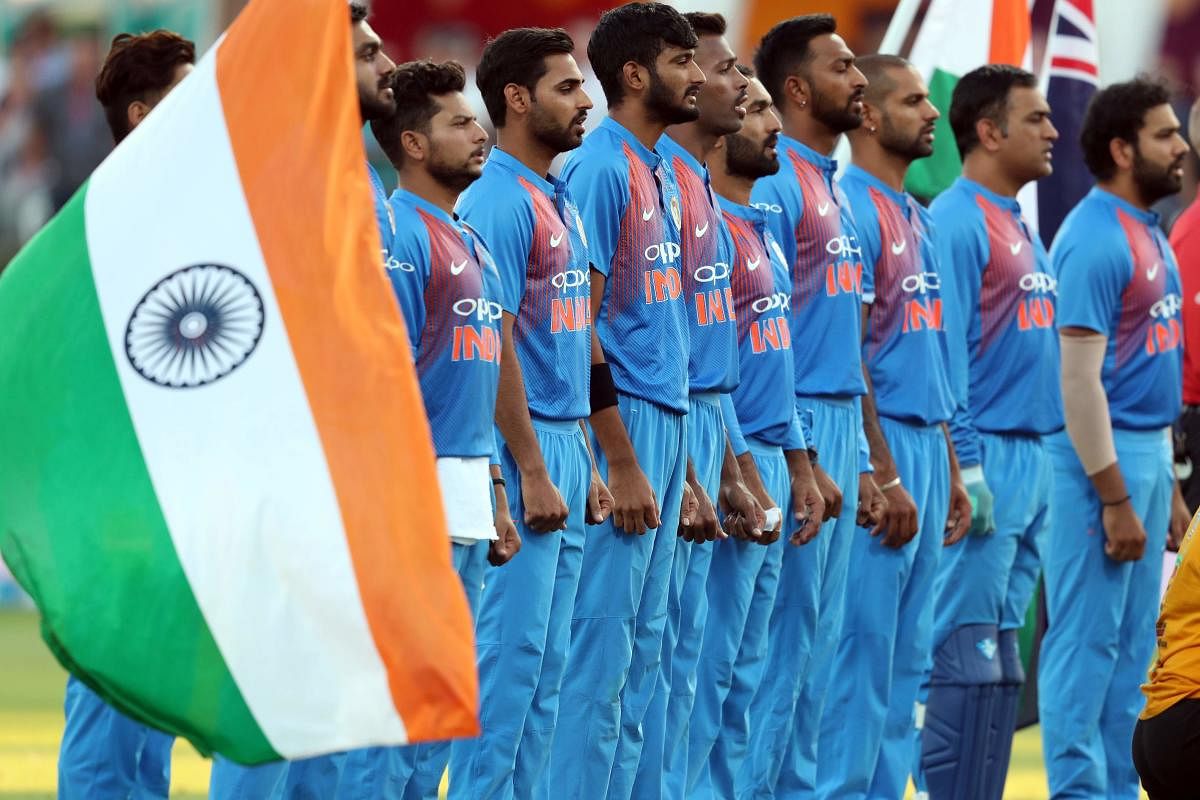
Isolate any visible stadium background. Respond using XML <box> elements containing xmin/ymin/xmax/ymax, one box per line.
<box><xmin>2</xmin><ymin>0</ymin><xmax>1199</xmax><ymax>796</ymax></box>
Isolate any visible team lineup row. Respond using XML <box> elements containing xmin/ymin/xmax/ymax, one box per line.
<box><xmin>59</xmin><ymin>2</ymin><xmax>1193</xmax><ymax>800</ymax></box>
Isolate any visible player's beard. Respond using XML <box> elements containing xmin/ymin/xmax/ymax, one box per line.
<box><xmin>810</xmin><ymin>83</ymin><xmax>864</xmax><ymax>135</ymax></box>
<box><xmin>530</xmin><ymin>103</ymin><xmax>586</xmax><ymax>154</ymax></box>
<box><xmin>1132</xmin><ymin>148</ymin><xmax>1185</xmax><ymax>205</ymax></box>
<box><xmin>879</xmin><ymin>114</ymin><xmax>933</xmax><ymax>161</ymax></box>
<box><xmin>429</xmin><ymin>147</ymin><xmax>482</xmax><ymax>193</ymax></box>
<box><xmin>725</xmin><ymin>131</ymin><xmax>780</xmax><ymax>180</ymax></box>
<box><xmin>646</xmin><ymin>68</ymin><xmax>701</xmax><ymax>126</ymax></box>
<box><xmin>358</xmin><ymin>73</ymin><xmax>396</xmax><ymax>123</ymax></box>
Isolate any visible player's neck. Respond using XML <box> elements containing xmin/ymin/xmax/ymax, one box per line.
<box><xmin>709</xmin><ymin>159</ymin><xmax>752</xmax><ymax>206</ymax></box>
<box><xmin>849</xmin><ymin>141</ymin><xmax>908</xmax><ymax>193</ymax></box>
<box><xmin>1099</xmin><ymin>175</ymin><xmax>1154</xmax><ymax>212</ymax></box>
<box><xmin>494</xmin><ymin>127</ymin><xmax>557</xmax><ymax>181</ymax></box>
<box><xmin>962</xmin><ymin>157</ymin><xmax>1024</xmax><ymax>199</ymax></box>
<box><xmin>664</xmin><ymin>123</ymin><xmax>718</xmax><ymax>166</ymax></box>
<box><xmin>398</xmin><ymin>167</ymin><xmax>460</xmax><ymax>217</ymax></box>
<box><xmin>781</xmin><ymin>107</ymin><xmax>840</xmax><ymax>158</ymax></box>
<box><xmin>609</xmin><ymin>103</ymin><xmax>668</xmax><ymax>151</ymax></box>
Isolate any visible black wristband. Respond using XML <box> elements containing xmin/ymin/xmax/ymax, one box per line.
<box><xmin>492</xmin><ymin>476</ymin><xmax>506</xmax><ymax>487</ymax></box>
<box><xmin>590</xmin><ymin>362</ymin><xmax>619</xmax><ymax>414</ymax></box>
<box><xmin>1102</xmin><ymin>494</ymin><xmax>1131</xmax><ymax>507</ymax></box>
<box><xmin>806</xmin><ymin>447</ymin><xmax>819</xmax><ymax>464</ymax></box>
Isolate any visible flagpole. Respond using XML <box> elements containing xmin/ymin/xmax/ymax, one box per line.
<box><xmin>834</xmin><ymin>0</ymin><xmax>923</xmax><ymax>175</ymax></box>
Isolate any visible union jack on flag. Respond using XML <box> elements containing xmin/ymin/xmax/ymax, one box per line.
<box><xmin>1037</xmin><ymin>0</ymin><xmax>1100</xmax><ymax>246</ymax></box>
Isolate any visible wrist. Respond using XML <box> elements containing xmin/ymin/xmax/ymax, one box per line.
<box><xmin>879</xmin><ymin>475</ymin><xmax>902</xmax><ymax>492</ymax></box>
<box><xmin>1101</xmin><ymin>494</ymin><xmax>1131</xmax><ymax>508</ymax></box>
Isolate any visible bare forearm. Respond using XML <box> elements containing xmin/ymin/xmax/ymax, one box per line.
<box><xmin>861</xmin><ymin>370</ymin><xmax>898</xmax><ymax>482</ymax></box>
<box><xmin>496</xmin><ymin>317</ymin><xmax>547</xmax><ymax>479</ymax></box>
<box><xmin>942</xmin><ymin>423</ymin><xmax>962</xmax><ymax>481</ymax></box>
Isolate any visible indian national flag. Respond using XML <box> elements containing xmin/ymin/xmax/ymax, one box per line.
<box><xmin>0</xmin><ymin>0</ymin><xmax>478</xmax><ymax>764</ymax></box>
<box><xmin>906</xmin><ymin>0</ymin><xmax>1032</xmax><ymax>199</ymax></box>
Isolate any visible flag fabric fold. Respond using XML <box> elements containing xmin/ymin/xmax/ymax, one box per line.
<box><xmin>0</xmin><ymin>0</ymin><xmax>478</xmax><ymax>765</ymax></box>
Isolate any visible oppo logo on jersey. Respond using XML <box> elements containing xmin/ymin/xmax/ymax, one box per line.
<box><xmin>901</xmin><ymin>272</ymin><xmax>940</xmax><ymax>295</ymax></box>
<box><xmin>694</xmin><ymin>263</ymin><xmax>732</xmax><ymax>283</ymax></box>
<box><xmin>753</xmin><ymin>202</ymin><xmax>783</xmax><ymax>214</ymax></box>
<box><xmin>751</xmin><ymin>291</ymin><xmax>791</xmax><ymax>315</ymax></box>
<box><xmin>645</xmin><ymin>242</ymin><xmax>683</xmax><ymax>264</ymax></box>
<box><xmin>386</xmin><ymin>255</ymin><xmax>417</xmax><ymax>273</ymax></box>
<box><xmin>1019</xmin><ymin>272</ymin><xmax>1057</xmax><ymax>294</ymax></box>
<box><xmin>552</xmin><ymin>269</ymin><xmax>590</xmax><ymax>292</ymax></box>
<box><xmin>453</xmin><ymin>297</ymin><xmax>503</xmax><ymax>323</ymax></box>
<box><xmin>825</xmin><ymin>235</ymin><xmax>862</xmax><ymax>259</ymax></box>
<box><xmin>1151</xmin><ymin>293</ymin><xmax>1183</xmax><ymax>319</ymax></box>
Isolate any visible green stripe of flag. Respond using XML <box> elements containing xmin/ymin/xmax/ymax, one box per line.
<box><xmin>0</xmin><ymin>186</ymin><xmax>275</xmax><ymax>762</ymax></box>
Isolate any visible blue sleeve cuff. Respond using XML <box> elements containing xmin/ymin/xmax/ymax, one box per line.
<box><xmin>721</xmin><ymin>394</ymin><xmax>750</xmax><ymax>457</ymax></box>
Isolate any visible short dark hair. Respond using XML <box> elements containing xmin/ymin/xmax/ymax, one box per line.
<box><xmin>477</xmin><ymin>28</ymin><xmax>574</xmax><ymax>128</ymax></box>
<box><xmin>370</xmin><ymin>60</ymin><xmax>467</xmax><ymax>169</ymax></box>
<box><xmin>949</xmin><ymin>64</ymin><xmax>1037</xmax><ymax>157</ymax></box>
<box><xmin>349</xmin><ymin>2</ymin><xmax>368</xmax><ymax>24</ymax></box>
<box><xmin>684</xmin><ymin>12</ymin><xmax>727</xmax><ymax>38</ymax></box>
<box><xmin>587</xmin><ymin>2</ymin><xmax>698</xmax><ymax>107</ymax></box>
<box><xmin>1080</xmin><ymin>76</ymin><xmax>1173</xmax><ymax>180</ymax></box>
<box><xmin>95</xmin><ymin>30</ymin><xmax>195</xmax><ymax>144</ymax></box>
<box><xmin>753</xmin><ymin>14</ymin><xmax>837</xmax><ymax>109</ymax></box>
<box><xmin>856</xmin><ymin>53</ymin><xmax>911</xmax><ymax>104</ymax></box>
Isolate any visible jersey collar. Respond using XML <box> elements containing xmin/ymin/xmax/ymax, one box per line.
<box><xmin>657</xmin><ymin>133</ymin><xmax>708</xmax><ymax>183</ymax></box>
<box><xmin>1090</xmin><ymin>186</ymin><xmax>1161</xmax><ymax>227</ymax></box>
<box><xmin>779</xmin><ymin>133</ymin><xmax>838</xmax><ymax>175</ymax></box>
<box><xmin>599</xmin><ymin>116</ymin><xmax>663</xmax><ymax>170</ymax></box>
<box><xmin>393</xmin><ymin>188</ymin><xmax>458</xmax><ymax>228</ymax></box>
<box><xmin>843</xmin><ymin>163</ymin><xmax>909</xmax><ymax>210</ymax></box>
<box><xmin>717</xmin><ymin>194</ymin><xmax>766</xmax><ymax>226</ymax></box>
<box><xmin>485</xmin><ymin>146</ymin><xmax>559</xmax><ymax>197</ymax></box>
<box><xmin>955</xmin><ymin>176</ymin><xmax>1022</xmax><ymax>214</ymax></box>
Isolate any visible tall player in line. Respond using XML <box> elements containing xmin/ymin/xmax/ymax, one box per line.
<box><xmin>743</xmin><ymin>16</ymin><xmax>879</xmax><ymax>797</ymax></box>
<box><xmin>449</xmin><ymin>27</ymin><xmax>613</xmax><ymax>800</ymax></box>
<box><xmin>358</xmin><ymin>59</ymin><xmax>520</xmax><ymax>799</ymax></box>
<box><xmin>1039</xmin><ymin>77</ymin><xmax>1191</xmax><ymax>800</ymax></box>
<box><xmin>638</xmin><ymin>13</ymin><xmax>760</xmax><ymax>798</ymax></box>
<box><xmin>546</xmin><ymin>5</ymin><xmax>702</xmax><ymax>798</ymax></box>
<box><xmin>817</xmin><ymin>54</ymin><xmax>971</xmax><ymax>800</ymax></box>
<box><xmin>914</xmin><ymin>65</ymin><xmax>1059</xmax><ymax>800</ymax></box>
<box><xmin>57</xmin><ymin>29</ymin><xmax>195</xmax><ymax>800</ymax></box>
<box><xmin>688</xmin><ymin>67</ymin><xmax>826</xmax><ymax>800</ymax></box>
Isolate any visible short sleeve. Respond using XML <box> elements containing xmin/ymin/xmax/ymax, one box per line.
<box><xmin>386</xmin><ymin>208</ymin><xmax>432</xmax><ymax>355</ymax></box>
<box><xmin>459</xmin><ymin>186</ymin><xmax>534</xmax><ymax>315</ymax></box>
<box><xmin>721</xmin><ymin>393</ymin><xmax>749</xmax><ymax>457</ymax></box>
<box><xmin>751</xmin><ymin>171</ymin><xmax>801</xmax><ymax>274</ymax></box>
<box><xmin>562</xmin><ymin>156</ymin><xmax>628</xmax><ymax>278</ymax></box>
<box><xmin>849</xmin><ymin>187</ymin><xmax>882</xmax><ymax>304</ymax></box>
<box><xmin>1054</xmin><ymin>227</ymin><xmax>1131</xmax><ymax>336</ymax></box>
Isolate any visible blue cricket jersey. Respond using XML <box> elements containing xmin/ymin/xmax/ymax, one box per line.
<box><xmin>386</xmin><ymin>188</ymin><xmax>504</xmax><ymax>458</ymax></box>
<box><xmin>561</xmin><ymin>117</ymin><xmax>690</xmax><ymax>413</ymax></box>
<box><xmin>458</xmin><ymin>147</ymin><xmax>591</xmax><ymax>422</ymax></box>
<box><xmin>657</xmin><ymin>133</ymin><xmax>739</xmax><ymax>394</ymax></box>
<box><xmin>750</xmin><ymin>134</ymin><xmax>867</xmax><ymax>399</ymax></box>
<box><xmin>718</xmin><ymin>196</ymin><xmax>805</xmax><ymax>451</ymax></box>
<box><xmin>1054</xmin><ymin>186</ymin><xmax>1182</xmax><ymax>430</ymax></box>
<box><xmin>932</xmin><ymin>177</ymin><xmax>1062</xmax><ymax>467</ymax></box>
<box><xmin>842</xmin><ymin>165</ymin><xmax>954</xmax><ymax>427</ymax></box>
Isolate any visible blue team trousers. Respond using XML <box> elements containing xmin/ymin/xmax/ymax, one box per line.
<box><xmin>687</xmin><ymin>439</ymin><xmax>789</xmax><ymax>799</ymax></box>
<box><xmin>740</xmin><ymin>395</ymin><xmax>861</xmax><ymax>799</ymax></box>
<box><xmin>1039</xmin><ymin>428</ymin><xmax>1172</xmax><ymax>799</ymax></box>
<box><xmin>254</xmin><ymin>540</ymin><xmax>488</xmax><ymax>800</ymax></box>
<box><xmin>816</xmin><ymin>418</ymin><xmax>949</xmax><ymax>800</ymax></box>
<box><xmin>448</xmin><ymin>420</ymin><xmax>591</xmax><ymax>800</ymax></box>
<box><xmin>58</xmin><ymin>675</ymin><xmax>173</xmax><ymax>800</ymax></box>
<box><xmin>547</xmin><ymin>394</ymin><xmax>687</xmax><ymax>800</ymax></box>
<box><xmin>633</xmin><ymin>392</ymin><xmax>725</xmax><ymax>800</ymax></box>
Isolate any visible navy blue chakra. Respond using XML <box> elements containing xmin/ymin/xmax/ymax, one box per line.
<box><xmin>125</xmin><ymin>264</ymin><xmax>265</xmax><ymax>388</ymax></box>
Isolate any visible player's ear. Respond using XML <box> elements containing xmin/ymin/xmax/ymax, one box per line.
<box><xmin>503</xmin><ymin>82</ymin><xmax>531</xmax><ymax>118</ymax></box>
<box><xmin>976</xmin><ymin>115</ymin><xmax>1003</xmax><ymax>153</ymax></box>
<box><xmin>126</xmin><ymin>100</ymin><xmax>152</xmax><ymax>133</ymax></box>
<box><xmin>401</xmin><ymin>130</ymin><xmax>427</xmax><ymax>163</ymax></box>
<box><xmin>622</xmin><ymin>61</ymin><xmax>647</xmax><ymax>95</ymax></box>
<box><xmin>784</xmin><ymin>74</ymin><xmax>809</xmax><ymax>111</ymax></box>
<box><xmin>1109</xmin><ymin>137</ymin><xmax>1136</xmax><ymax>172</ymax></box>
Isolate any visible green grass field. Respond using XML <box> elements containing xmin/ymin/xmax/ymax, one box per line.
<box><xmin>0</xmin><ymin>608</ymin><xmax>1136</xmax><ymax>799</ymax></box>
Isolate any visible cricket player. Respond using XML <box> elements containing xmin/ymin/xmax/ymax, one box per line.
<box><xmin>546</xmin><ymin>4</ymin><xmax>702</xmax><ymax>798</ymax></box>
<box><xmin>915</xmin><ymin>64</ymin><xmax>1060</xmax><ymax>800</ymax></box>
<box><xmin>448</xmin><ymin>27</ymin><xmax>611</xmax><ymax>800</ymax></box>
<box><xmin>743</xmin><ymin>15</ymin><xmax>870</xmax><ymax>796</ymax></box>
<box><xmin>58</xmin><ymin>29</ymin><xmax>195</xmax><ymax>800</ymax></box>
<box><xmin>1039</xmin><ymin>76</ymin><xmax>1191</xmax><ymax>800</ymax></box>
<box><xmin>638</xmin><ymin>12</ymin><xmax>746</xmax><ymax>797</ymax></box>
<box><xmin>688</xmin><ymin>67</ymin><xmax>827</xmax><ymax>800</ymax></box>
<box><xmin>816</xmin><ymin>54</ymin><xmax>971</xmax><ymax>800</ymax></box>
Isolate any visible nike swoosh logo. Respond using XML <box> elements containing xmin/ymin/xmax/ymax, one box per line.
<box><xmin>550</xmin><ymin>231</ymin><xmax>565</xmax><ymax>248</ymax></box>
<box><xmin>695</xmin><ymin>222</ymin><xmax>709</xmax><ymax>238</ymax></box>
<box><xmin>817</xmin><ymin>202</ymin><xmax>831</xmax><ymax>217</ymax></box>
<box><xmin>747</xmin><ymin>256</ymin><xmax>761</xmax><ymax>271</ymax></box>
<box><xmin>1009</xmin><ymin>241</ymin><xmax>1022</xmax><ymax>256</ymax></box>
<box><xmin>1148</xmin><ymin>262</ymin><xmax>1161</xmax><ymax>281</ymax></box>
<box><xmin>449</xmin><ymin>259</ymin><xmax>468</xmax><ymax>276</ymax></box>
<box><xmin>642</xmin><ymin>208</ymin><xmax>655</xmax><ymax>221</ymax></box>
<box><xmin>891</xmin><ymin>240</ymin><xmax>907</xmax><ymax>256</ymax></box>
